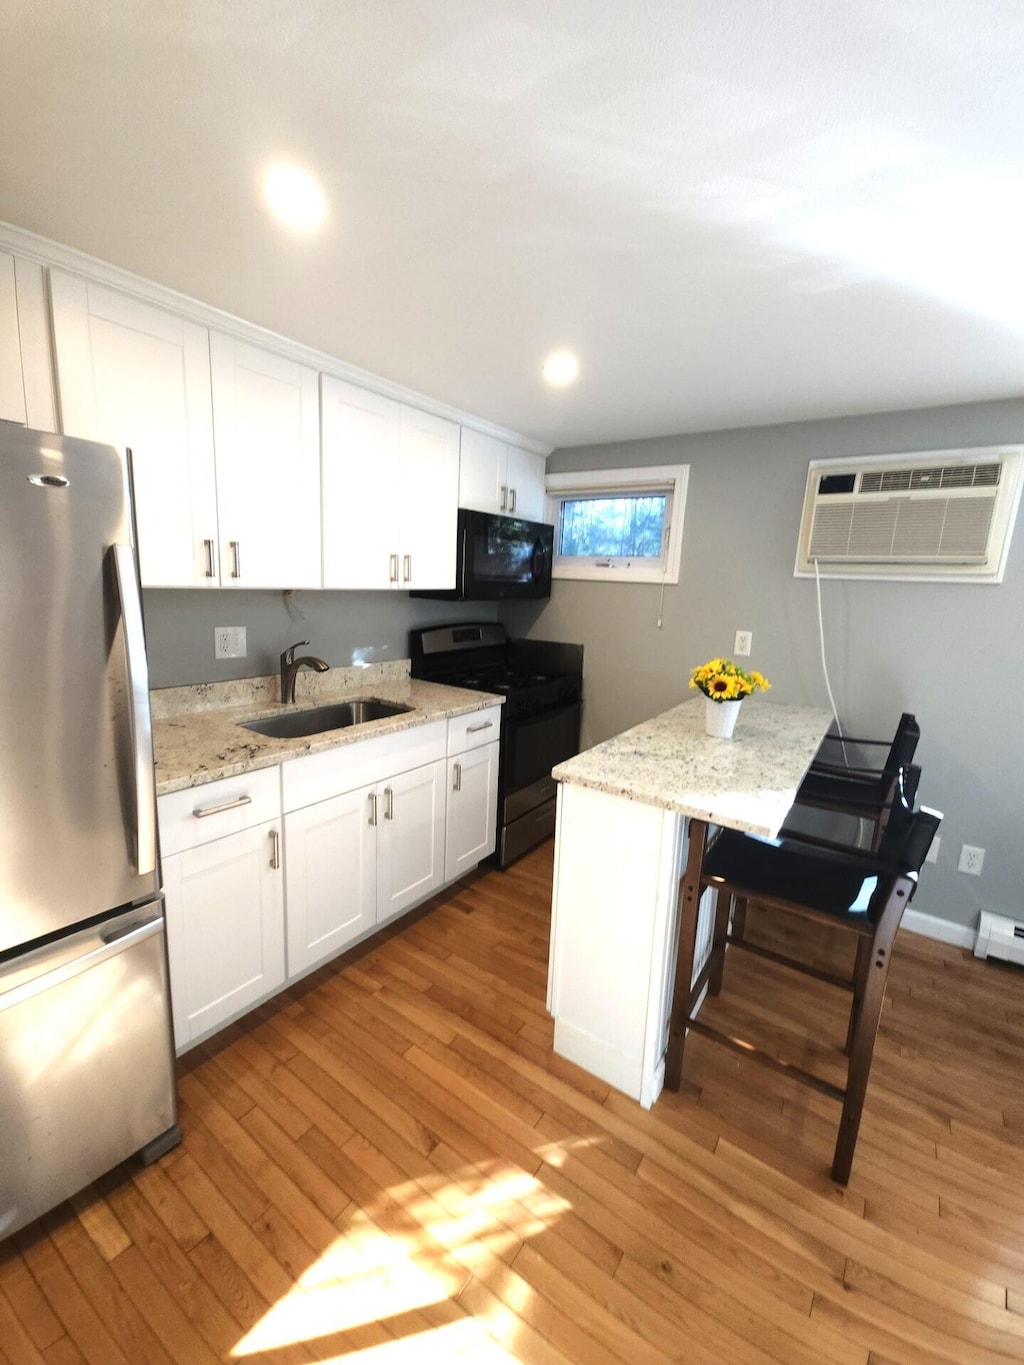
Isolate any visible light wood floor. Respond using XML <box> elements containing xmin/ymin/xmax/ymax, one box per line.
<box><xmin>2</xmin><ymin>843</ymin><xmax>1023</xmax><ymax>1364</ymax></box>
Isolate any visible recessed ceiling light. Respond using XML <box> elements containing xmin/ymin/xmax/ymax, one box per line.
<box><xmin>543</xmin><ymin>350</ymin><xmax>580</xmax><ymax>387</ymax></box>
<box><xmin>262</xmin><ymin>164</ymin><xmax>326</xmax><ymax>232</ymax></box>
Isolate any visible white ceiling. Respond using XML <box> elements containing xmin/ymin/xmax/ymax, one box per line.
<box><xmin>2</xmin><ymin>1</ymin><xmax>1022</xmax><ymax>449</ymax></box>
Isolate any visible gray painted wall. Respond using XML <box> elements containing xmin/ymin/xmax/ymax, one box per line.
<box><xmin>500</xmin><ymin>398</ymin><xmax>1024</xmax><ymax>932</ymax></box>
<box><xmin>142</xmin><ymin>589</ymin><xmax>497</xmax><ymax>688</ymax></box>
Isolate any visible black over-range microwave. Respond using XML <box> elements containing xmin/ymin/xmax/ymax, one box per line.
<box><xmin>411</xmin><ymin>507</ymin><xmax>554</xmax><ymax>601</ymax></box>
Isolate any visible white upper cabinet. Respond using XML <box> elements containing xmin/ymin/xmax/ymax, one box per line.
<box><xmin>0</xmin><ymin>253</ymin><xmax>56</xmax><ymax>432</ymax></box>
<box><xmin>321</xmin><ymin>374</ymin><xmax>459</xmax><ymax>590</ymax></box>
<box><xmin>50</xmin><ymin>271</ymin><xmax>219</xmax><ymax>587</ymax></box>
<box><xmin>397</xmin><ymin>403</ymin><xmax>460</xmax><ymax>590</ymax></box>
<box><xmin>210</xmin><ymin>334</ymin><xmax>321</xmax><ymax>589</ymax></box>
<box><xmin>459</xmin><ymin>427</ymin><xmax>547</xmax><ymax>522</ymax></box>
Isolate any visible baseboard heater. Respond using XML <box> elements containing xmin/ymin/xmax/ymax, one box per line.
<box><xmin>974</xmin><ymin>911</ymin><xmax>1024</xmax><ymax>968</ymax></box>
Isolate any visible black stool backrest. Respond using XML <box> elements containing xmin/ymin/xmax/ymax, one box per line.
<box><xmin>882</xmin><ymin>713</ymin><xmax>920</xmax><ymax>783</ymax></box>
<box><xmin>875</xmin><ymin>763</ymin><xmax>940</xmax><ymax>874</ymax></box>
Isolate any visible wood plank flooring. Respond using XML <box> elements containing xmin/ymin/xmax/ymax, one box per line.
<box><xmin>3</xmin><ymin>843</ymin><xmax>1023</xmax><ymax>1363</ymax></box>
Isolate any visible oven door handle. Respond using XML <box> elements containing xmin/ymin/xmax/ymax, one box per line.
<box><xmin>530</xmin><ymin>536</ymin><xmax>551</xmax><ymax>584</ymax></box>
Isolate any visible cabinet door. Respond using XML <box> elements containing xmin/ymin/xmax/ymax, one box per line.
<box><xmin>50</xmin><ymin>271</ymin><xmax>218</xmax><ymax>586</ymax></box>
<box><xmin>505</xmin><ymin>445</ymin><xmax>547</xmax><ymax>521</ymax></box>
<box><xmin>321</xmin><ymin>375</ymin><xmax>401</xmax><ymax>589</ymax></box>
<box><xmin>285</xmin><ymin>784</ymin><xmax>377</xmax><ymax>976</ymax></box>
<box><xmin>211</xmin><ymin>334</ymin><xmax>321</xmax><ymax>588</ymax></box>
<box><xmin>376</xmin><ymin>760</ymin><xmax>446</xmax><ymax>922</ymax></box>
<box><xmin>445</xmin><ymin>742</ymin><xmax>499</xmax><ymax>881</ymax></box>
<box><xmin>398</xmin><ymin>405</ymin><xmax>460</xmax><ymax>590</ymax></box>
<box><xmin>458</xmin><ymin>427</ymin><xmax>507</xmax><ymax>514</ymax></box>
<box><xmin>162</xmin><ymin>820</ymin><xmax>285</xmax><ymax>1051</ymax></box>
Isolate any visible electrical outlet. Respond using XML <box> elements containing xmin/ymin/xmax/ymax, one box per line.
<box><xmin>214</xmin><ymin>626</ymin><xmax>247</xmax><ymax>660</ymax></box>
<box><xmin>957</xmin><ymin>843</ymin><xmax>985</xmax><ymax>876</ymax></box>
<box><xmin>925</xmin><ymin>834</ymin><xmax>940</xmax><ymax>865</ymax></box>
<box><xmin>734</xmin><ymin>630</ymin><xmax>752</xmax><ymax>657</ymax></box>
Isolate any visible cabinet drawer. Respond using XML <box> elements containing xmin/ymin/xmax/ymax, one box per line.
<box><xmin>282</xmin><ymin>719</ymin><xmax>446</xmax><ymax>812</ymax></box>
<box><xmin>158</xmin><ymin>766</ymin><xmax>281</xmax><ymax>855</ymax></box>
<box><xmin>447</xmin><ymin>706</ymin><xmax>502</xmax><ymax>757</ymax></box>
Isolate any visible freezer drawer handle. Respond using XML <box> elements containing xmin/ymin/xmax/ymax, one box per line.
<box><xmin>0</xmin><ymin>916</ymin><xmax>163</xmax><ymax>1013</ymax></box>
<box><xmin>466</xmin><ymin>720</ymin><xmax>494</xmax><ymax>733</ymax></box>
<box><xmin>192</xmin><ymin>794</ymin><xmax>253</xmax><ymax>819</ymax></box>
<box><xmin>112</xmin><ymin>543</ymin><xmax>157</xmax><ymax>877</ymax></box>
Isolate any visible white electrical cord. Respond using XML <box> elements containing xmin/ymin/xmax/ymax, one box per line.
<box><xmin>814</xmin><ymin>558</ymin><xmax>849</xmax><ymax>762</ymax></box>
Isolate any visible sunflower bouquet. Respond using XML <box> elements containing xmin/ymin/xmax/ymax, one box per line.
<box><xmin>689</xmin><ymin>657</ymin><xmax>771</xmax><ymax>703</ymax></box>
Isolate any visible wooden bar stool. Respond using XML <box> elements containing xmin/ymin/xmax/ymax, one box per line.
<box><xmin>669</xmin><ymin>769</ymin><xmax>941</xmax><ymax>1184</ymax></box>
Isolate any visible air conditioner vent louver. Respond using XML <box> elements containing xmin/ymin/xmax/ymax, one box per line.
<box><xmin>859</xmin><ymin>462</ymin><xmax>1001</xmax><ymax>494</ymax></box>
<box><xmin>796</xmin><ymin>446</ymin><xmax>1023</xmax><ymax>582</ymax></box>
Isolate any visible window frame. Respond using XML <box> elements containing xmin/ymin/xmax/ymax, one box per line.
<box><xmin>545</xmin><ymin>464</ymin><xmax>689</xmax><ymax>583</ymax></box>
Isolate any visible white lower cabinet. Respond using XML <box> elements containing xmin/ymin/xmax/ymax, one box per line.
<box><xmin>445</xmin><ymin>742</ymin><xmax>499</xmax><ymax>880</ymax></box>
<box><xmin>159</xmin><ymin>712</ymin><xmax>500</xmax><ymax>1049</ymax></box>
<box><xmin>282</xmin><ymin>722</ymin><xmax>450</xmax><ymax>977</ymax></box>
<box><xmin>158</xmin><ymin>767</ymin><xmax>285</xmax><ymax>1051</ymax></box>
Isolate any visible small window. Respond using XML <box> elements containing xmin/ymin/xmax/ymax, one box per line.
<box><xmin>546</xmin><ymin>464</ymin><xmax>688</xmax><ymax>583</ymax></box>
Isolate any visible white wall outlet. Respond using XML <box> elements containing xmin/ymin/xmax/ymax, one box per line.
<box><xmin>214</xmin><ymin>626</ymin><xmax>247</xmax><ymax>660</ymax></box>
<box><xmin>925</xmin><ymin>834</ymin><xmax>940</xmax><ymax>865</ymax></box>
<box><xmin>957</xmin><ymin>843</ymin><xmax>985</xmax><ymax>876</ymax></box>
<box><xmin>734</xmin><ymin>630</ymin><xmax>752</xmax><ymax>657</ymax></box>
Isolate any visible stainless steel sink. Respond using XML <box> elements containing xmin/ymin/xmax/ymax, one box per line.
<box><xmin>240</xmin><ymin>699</ymin><xmax>413</xmax><ymax>740</ymax></box>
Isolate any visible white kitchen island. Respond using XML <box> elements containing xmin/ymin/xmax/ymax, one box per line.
<box><xmin>547</xmin><ymin>697</ymin><xmax>832</xmax><ymax>1107</ymax></box>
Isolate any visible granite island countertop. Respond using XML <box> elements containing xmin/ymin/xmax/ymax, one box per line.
<box><xmin>552</xmin><ymin>696</ymin><xmax>832</xmax><ymax>837</ymax></box>
<box><xmin>151</xmin><ymin>663</ymin><xmax>503</xmax><ymax>796</ymax></box>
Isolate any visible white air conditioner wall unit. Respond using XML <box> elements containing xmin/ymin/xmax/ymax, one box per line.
<box><xmin>794</xmin><ymin>445</ymin><xmax>1024</xmax><ymax>583</ymax></box>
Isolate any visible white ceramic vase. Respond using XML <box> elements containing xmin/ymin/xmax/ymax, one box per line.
<box><xmin>704</xmin><ymin>696</ymin><xmax>742</xmax><ymax>739</ymax></box>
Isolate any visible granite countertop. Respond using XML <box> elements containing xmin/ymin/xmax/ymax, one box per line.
<box><xmin>151</xmin><ymin>662</ymin><xmax>503</xmax><ymax>796</ymax></box>
<box><xmin>552</xmin><ymin>696</ymin><xmax>832</xmax><ymax>837</ymax></box>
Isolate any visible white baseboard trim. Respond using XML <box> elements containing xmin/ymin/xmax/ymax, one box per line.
<box><xmin>902</xmin><ymin>907</ymin><xmax>975</xmax><ymax>949</ymax></box>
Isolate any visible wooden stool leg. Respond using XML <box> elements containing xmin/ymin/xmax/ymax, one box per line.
<box><xmin>731</xmin><ymin>897</ymin><xmax>748</xmax><ymax>945</ymax></box>
<box><xmin>832</xmin><ymin>897</ymin><xmax>905</xmax><ymax>1184</ymax></box>
<box><xmin>664</xmin><ymin>819</ymin><xmax>709</xmax><ymax>1091</ymax></box>
<box><xmin>845</xmin><ymin>936</ymin><xmax>873</xmax><ymax>1054</ymax></box>
<box><xmin>708</xmin><ymin>889</ymin><xmax>732</xmax><ymax>996</ymax></box>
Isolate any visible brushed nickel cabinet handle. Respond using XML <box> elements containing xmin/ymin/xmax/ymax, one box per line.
<box><xmin>509</xmin><ymin>487</ymin><xmax>517</xmax><ymax>514</ymax></box>
<box><xmin>193</xmin><ymin>794</ymin><xmax>253</xmax><ymax>819</ymax></box>
<box><xmin>500</xmin><ymin>484</ymin><xmax>508</xmax><ymax>511</ymax></box>
<box><xmin>402</xmin><ymin>554</ymin><xmax>411</xmax><ymax>583</ymax></box>
<box><xmin>452</xmin><ymin>762</ymin><xmax>462</xmax><ymax>792</ymax></box>
<box><xmin>230</xmin><ymin>540</ymin><xmax>241</xmax><ymax>578</ymax></box>
<box><xmin>203</xmin><ymin>538</ymin><xmax>216</xmax><ymax>578</ymax></box>
<box><xmin>466</xmin><ymin>720</ymin><xmax>493</xmax><ymax>733</ymax></box>
<box><xmin>388</xmin><ymin>553</ymin><xmax>398</xmax><ymax>583</ymax></box>
<box><xmin>269</xmin><ymin>828</ymin><xmax>280</xmax><ymax>870</ymax></box>
<box><xmin>369</xmin><ymin>791</ymin><xmax>378</xmax><ymax>826</ymax></box>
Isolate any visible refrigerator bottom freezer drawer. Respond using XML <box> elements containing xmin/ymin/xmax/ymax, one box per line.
<box><xmin>0</xmin><ymin>902</ymin><xmax>178</xmax><ymax>1240</ymax></box>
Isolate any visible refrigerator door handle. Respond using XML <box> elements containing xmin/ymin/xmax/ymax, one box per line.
<box><xmin>112</xmin><ymin>543</ymin><xmax>157</xmax><ymax>877</ymax></box>
<box><xmin>0</xmin><ymin>915</ymin><xmax>163</xmax><ymax>1013</ymax></box>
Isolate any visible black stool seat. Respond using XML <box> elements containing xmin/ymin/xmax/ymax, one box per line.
<box><xmin>704</xmin><ymin>830</ymin><xmax>888</xmax><ymax>928</ymax></box>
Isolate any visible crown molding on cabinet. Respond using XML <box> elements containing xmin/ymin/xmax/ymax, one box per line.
<box><xmin>0</xmin><ymin>219</ymin><xmax>551</xmax><ymax>458</ymax></box>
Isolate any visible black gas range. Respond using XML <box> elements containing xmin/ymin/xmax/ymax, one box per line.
<box><xmin>409</xmin><ymin>622</ymin><xmax>583</xmax><ymax>867</ymax></box>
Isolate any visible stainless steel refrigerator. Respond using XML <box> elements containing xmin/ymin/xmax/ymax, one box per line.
<box><xmin>0</xmin><ymin>424</ymin><xmax>179</xmax><ymax>1241</ymax></box>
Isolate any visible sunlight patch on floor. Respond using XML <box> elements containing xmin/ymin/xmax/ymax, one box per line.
<box><xmin>231</xmin><ymin>1158</ymin><xmax>570</xmax><ymax>1355</ymax></box>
